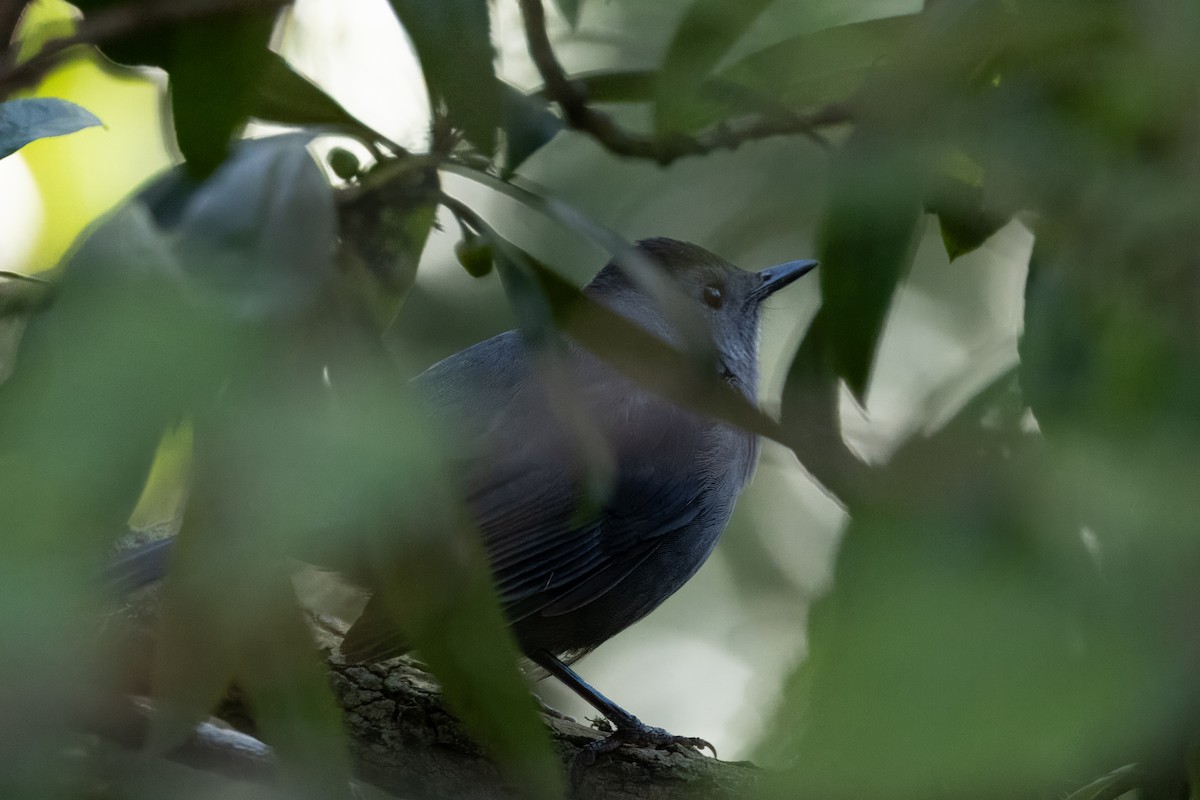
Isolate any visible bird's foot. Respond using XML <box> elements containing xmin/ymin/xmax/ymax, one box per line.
<box><xmin>571</xmin><ymin>715</ymin><xmax>716</xmax><ymax>784</ymax></box>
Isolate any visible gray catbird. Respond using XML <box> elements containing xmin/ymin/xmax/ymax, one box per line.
<box><xmin>110</xmin><ymin>237</ymin><xmax>815</xmax><ymax>764</ymax></box>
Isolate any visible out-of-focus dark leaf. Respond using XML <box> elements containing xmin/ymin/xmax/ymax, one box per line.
<box><xmin>444</xmin><ymin>164</ymin><xmax>720</xmax><ymax>358</ymax></box>
<box><xmin>530</xmin><ymin>248</ymin><xmax>784</xmax><ymax>440</ymax></box>
<box><xmin>388</xmin><ymin>0</ymin><xmax>500</xmax><ymax>152</ymax></box>
<box><xmin>125</xmin><ymin>137</ymin><xmax>339</xmax><ymax>770</ymax></box>
<box><xmin>0</xmin><ymin>98</ymin><xmax>101</xmax><ymax>159</ymax></box>
<box><xmin>501</xmin><ymin>83</ymin><xmax>563</xmax><ymax>178</ymax></box>
<box><xmin>148</xmin><ymin>443</ymin><xmax>261</xmax><ymax>755</ymax></box>
<box><xmin>654</xmin><ymin>0</ymin><xmax>775</xmax><ymax>135</ymax></box>
<box><xmin>169</xmin><ymin>14</ymin><xmax>278</xmax><ymax>175</ymax></box>
<box><xmin>69</xmin><ymin>0</ymin><xmax>172</xmax><ymax>66</ymax></box>
<box><xmin>552</xmin><ymin>0</ymin><xmax>582</xmax><ymax>28</ymax></box>
<box><xmin>364</xmin><ymin>535</ymin><xmax>565</xmax><ymax>800</ymax></box>
<box><xmin>757</xmin><ymin>392</ymin><xmax>1175</xmax><ymax>799</ymax></box>
<box><xmin>1062</xmin><ymin>764</ymin><xmax>1143</xmax><ymax>800</ymax></box>
<box><xmin>718</xmin><ymin>13</ymin><xmax>920</xmax><ymax>114</ymax></box>
<box><xmin>70</xmin><ymin>2</ymin><xmax>281</xmax><ymax>174</ymax></box>
<box><xmin>1017</xmin><ymin>239</ymin><xmax>1108</xmax><ymax>441</ymax></box>
<box><xmin>558</xmin><ymin>69</ymin><xmax>657</xmax><ymax>104</ymax></box>
<box><xmin>237</xmin><ymin>570</ymin><xmax>354</xmax><ymax>799</ymax></box>
<box><xmin>817</xmin><ymin>126</ymin><xmax>925</xmax><ymax>402</ymax></box>
<box><xmin>445</xmin><ymin>200</ymin><xmax>786</xmax><ymax>441</ymax></box>
<box><xmin>925</xmin><ymin>175</ymin><xmax>1012</xmax><ymax>261</ymax></box>
<box><xmin>150</xmin><ymin>397</ymin><xmax>350</xmax><ymax>800</ymax></box>
<box><xmin>336</xmin><ymin>159</ymin><xmax>440</xmax><ymax>329</ymax></box>
<box><xmin>251</xmin><ymin>51</ymin><xmax>377</xmax><ymax>138</ymax></box>
<box><xmin>780</xmin><ymin>309</ymin><xmax>867</xmax><ymax>501</ymax></box>
<box><xmin>283</xmin><ymin>338</ymin><xmax>565</xmax><ymax>798</ymax></box>
<box><xmin>488</xmin><ymin>227</ymin><xmax>560</xmax><ymax>347</ymax></box>
<box><xmin>144</xmin><ymin>134</ymin><xmax>338</xmax><ymax>320</ymax></box>
<box><xmin>0</xmin><ymin>207</ymin><xmax>232</xmax><ymax>540</ymax></box>
<box><xmin>0</xmin><ymin>201</ymin><xmax>247</xmax><ymax>790</ymax></box>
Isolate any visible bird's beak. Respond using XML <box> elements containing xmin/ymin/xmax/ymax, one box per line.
<box><xmin>751</xmin><ymin>259</ymin><xmax>818</xmax><ymax>301</ymax></box>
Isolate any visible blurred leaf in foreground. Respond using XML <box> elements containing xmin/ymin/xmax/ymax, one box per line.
<box><xmin>387</xmin><ymin>0</ymin><xmax>500</xmax><ymax>152</ymax></box>
<box><xmin>757</xmin><ymin>387</ymin><xmax>1185</xmax><ymax>799</ymax></box>
<box><xmin>0</xmin><ymin>97</ymin><xmax>101</xmax><ymax>159</ymax></box>
<box><xmin>654</xmin><ymin>0</ymin><xmax>774</xmax><ymax>135</ymax></box>
<box><xmin>816</xmin><ymin>125</ymin><xmax>925</xmax><ymax>403</ymax></box>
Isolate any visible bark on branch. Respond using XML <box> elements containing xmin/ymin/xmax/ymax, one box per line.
<box><xmin>100</xmin><ymin>593</ymin><xmax>761</xmax><ymax>800</ymax></box>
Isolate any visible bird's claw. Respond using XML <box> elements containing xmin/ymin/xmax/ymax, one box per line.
<box><xmin>570</xmin><ymin>718</ymin><xmax>717</xmax><ymax>785</ymax></box>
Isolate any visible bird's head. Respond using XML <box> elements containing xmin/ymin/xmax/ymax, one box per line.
<box><xmin>586</xmin><ymin>238</ymin><xmax>817</xmax><ymax>393</ymax></box>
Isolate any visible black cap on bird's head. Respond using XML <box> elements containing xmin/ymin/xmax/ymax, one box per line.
<box><xmin>585</xmin><ymin>238</ymin><xmax>817</xmax><ymax>393</ymax></box>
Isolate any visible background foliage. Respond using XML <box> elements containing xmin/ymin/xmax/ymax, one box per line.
<box><xmin>1</xmin><ymin>0</ymin><xmax>1199</xmax><ymax>798</ymax></box>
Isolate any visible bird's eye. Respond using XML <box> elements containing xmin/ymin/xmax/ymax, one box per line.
<box><xmin>701</xmin><ymin>283</ymin><xmax>724</xmax><ymax>309</ymax></box>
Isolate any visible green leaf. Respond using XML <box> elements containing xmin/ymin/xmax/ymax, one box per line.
<box><xmin>488</xmin><ymin>228</ymin><xmax>559</xmax><ymax>347</ymax></box>
<box><xmin>523</xmin><ymin>243</ymin><xmax>782</xmax><ymax>441</ymax></box>
<box><xmin>562</xmin><ymin>69</ymin><xmax>657</xmax><ymax>104</ymax></box>
<box><xmin>151</xmin><ymin>404</ymin><xmax>354</xmax><ymax>800</ymax></box>
<box><xmin>316</xmin><ymin>342</ymin><xmax>566</xmax><ymax>797</ymax></box>
<box><xmin>501</xmin><ymin>83</ymin><xmax>563</xmax><ymax>178</ymax></box>
<box><xmin>240</xmin><ymin>571</ymin><xmax>354</xmax><ymax>800</ymax></box>
<box><xmin>817</xmin><ymin>127</ymin><xmax>925</xmax><ymax>402</ymax></box>
<box><xmin>440</xmin><ymin>182</ymin><xmax>785</xmax><ymax>441</ymax></box>
<box><xmin>0</xmin><ymin>205</ymin><xmax>234</xmax><ymax>539</ymax></box>
<box><xmin>388</xmin><ymin>0</ymin><xmax>500</xmax><ymax>152</ymax></box>
<box><xmin>336</xmin><ymin>160</ymin><xmax>440</xmax><ymax>328</ymax></box>
<box><xmin>169</xmin><ymin>13</ymin><xmax>278</xmax><ymax>176</ymax></box>
<box><xmin>138</xmin><ymin>134</ymin><xmax>337</xmax><ymax>322</ymax></box>
<box><xmin>70</xmin><ymin>0</ymin><xmax>173</xmax><ymax>66</ymax></box>
<box><xmin>0</xmin><ymin>98</ymin><xmax>101</xmax><ymax>159</ymax></box>
<box><xmin>169</xmin><ymin>135</ymin><xmax>337</xmax><ymax>319</ymax></box>
<box><xmin>779</xmin><ymin>309</ymin><xmax>866</xmax><ymax>501</ymax></box>
<box><xmin>251</xmin><ymin>51</ymin><xmax>378</xmax><ymax>137</ymax></box>
<box><xmin>1061</xmin><ymin>764</ymin><xmax>1143</xmax><ymax>800</ymax></box>
<box><xmin>0</xmin><ymin>202</ymin><xmax>250</xmax><ymax>780</ymax></box>
<box><xmin>70</xmin><ymin>2</ymin><xmax>281</xmax><ymax>174</ymax></box>
<box><xmin>718</xmin><ymin>13</ymin><xmax>920</xmax><ymax>114</ymax></box>
<box><xmin>552</xmin><ymin>0</ymin><xmax>582</xmax><ymax>27</ymax></box>
<box><xmin>925</xmin><ymin>175</ymin><xmax>1012</xmax><ymax>261</ymax></box>
<box><xmin>654</xmin><ymin>0</ymin><xmax>775</xmax><ymax>134</ymax></box>
<box><xmin>758</xmin><ymin>406</ymin><xmax>1163</xmax><ymax>799</ymax></box>
<box><xmin>363</xmin><ymin>537</ymin><xmax>565</xmax><ymax>800</ymax></box>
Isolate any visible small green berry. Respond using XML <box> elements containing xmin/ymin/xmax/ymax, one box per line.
<box><xmin>328</xmin><ymin>147</ymin><xmax>361</xmax><ymax>181</ymax></box>
<box><xmin>455</xmin><ymin>237</ymin><xmax>494</xmax><ymax>278</ymax></box>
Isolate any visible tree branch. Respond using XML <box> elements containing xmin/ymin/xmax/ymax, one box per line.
<box><xmin>0</xmin><ymin>0</ymin><xmax>292</xmax><ymax>99</ymax></box>
<box><xmin>329</xmin><ymin>649</ymin><xmax>760</xmax><ymax>800</ymax></box>
<box><xmin>515</xmin><ymin>0</ymin><xmax>852</xmax><ymax>165</ymax></box>
<box><xmin>101</xmin><ymin>591</ymin><xmax>761</xmax><ymax>800</ymax></box>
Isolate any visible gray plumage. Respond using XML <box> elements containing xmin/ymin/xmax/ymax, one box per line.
<box><xmin>342</xmin><ymin>238</ymin><xmax>816</xmax><ymax>665</ymax></box>
<box><xmin>104</xmin><ymin>237</ymin><xmax>815</xmax><ymax>756</ymax></box>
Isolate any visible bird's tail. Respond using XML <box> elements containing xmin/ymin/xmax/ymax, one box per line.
<box><xmin>105</xmin><ymin>537</ymin><xmax>174</xmax><ymax>595</ymax></box>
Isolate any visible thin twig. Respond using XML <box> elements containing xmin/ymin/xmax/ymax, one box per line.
<box><xmin>0</xmin><ymin>0</ymin><xmax>292</xmax><ymax>98</ymax></box>
<box><xmin>515</xmin><ymin>0</ymin><xmax>853</xmax><ymax>165</ymax></box>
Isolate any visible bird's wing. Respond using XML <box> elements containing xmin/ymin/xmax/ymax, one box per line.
<box><xmin>343</xmin><ymin>333</ymin><xmax>715</xmax><ymax>662</ymax></box>
<box><xmin>471</xmin><ymin>395</ymin><xmax>710</xmax><ymax>624</ymax></box>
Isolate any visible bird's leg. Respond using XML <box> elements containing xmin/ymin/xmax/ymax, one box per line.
<box><xmin>532</xmin><ymin>651</ymin><xmax>716</xmax><ymax>782</ymax></box>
